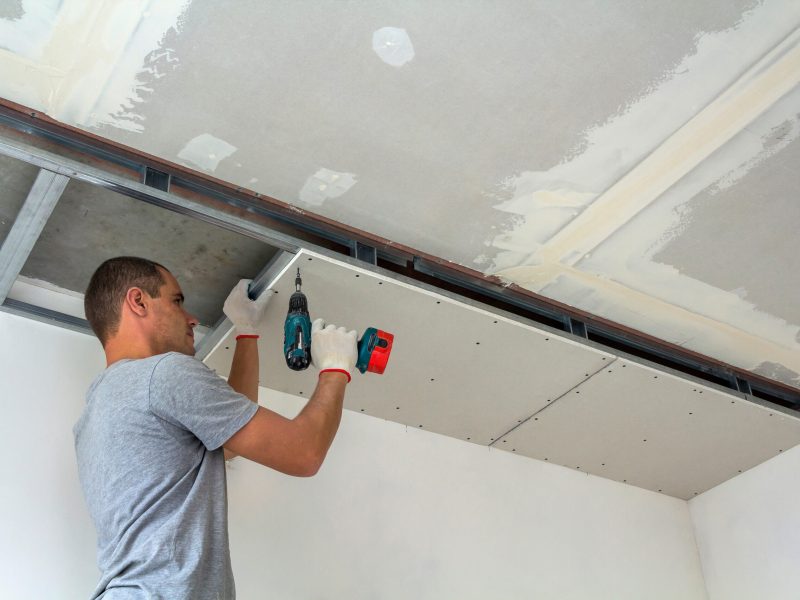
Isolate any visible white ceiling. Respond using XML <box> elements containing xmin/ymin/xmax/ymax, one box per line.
<box><xmin>1</xmin><ymin>0</ymin><xmax>799</xmax><ymax>389</ymax></box>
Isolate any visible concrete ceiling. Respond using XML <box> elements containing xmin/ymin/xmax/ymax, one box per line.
<box><xmin>0</xmin><ymin>0</ymin><xmax>799</xmax><ymax>388</ymax></box>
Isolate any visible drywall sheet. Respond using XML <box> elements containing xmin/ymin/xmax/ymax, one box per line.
<box><xmin>499</xmin><ymin>358</ymin><xmax>800</xmax><ymax>499</ymax></box>
<box><xmin>206</xmin><ymin>250</ymin><xmax>800</xmax><ymax>498</ymax></box>
<box><xmin>204</xmin><ymin>249</ymin><xmax>614</xmax><ymax>446</ymax></box>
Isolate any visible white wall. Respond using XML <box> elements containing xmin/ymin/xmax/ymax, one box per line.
<box><xmin>0</xmin><ymin>312</ymin><xmax>105</xmax><ymax>598</ymax></box>
<box><xmin>1</xmin><ymin>311</ymin><xmax>709</xmax><ymax>599</ymax></box>
<box><xmin>690</xmin><ymin>444</ymin><xmax>800</xmax><ymax>600</ymax></box>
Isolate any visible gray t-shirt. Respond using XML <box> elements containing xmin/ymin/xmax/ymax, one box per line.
<box><xmin>73</xmin><ymin>352</ymin><xmax>259</xmax><ymax>599</ymax></box>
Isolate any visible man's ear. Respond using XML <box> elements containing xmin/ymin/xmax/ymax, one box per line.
<box><xmin>124</xmin><ymin>287</ymin><xmax>149</xmax><ymax>317</ymax></box>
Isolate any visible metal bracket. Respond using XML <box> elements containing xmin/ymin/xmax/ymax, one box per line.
<box><xmin>143</xmin><ymin>166</ymin><xmax>171</xmax><ymax>192</ymax></box>
<box><xmin>735</xmin><ymin>377</ymin><xmax>753</xmax><ymax>395</ymax></box>
<box><xmin>350</xmin><ymin>241</ymin><xmax>377</xmax><ymax>265</ymax></box>
<box><xmin>564</xmin><ymin>317</ymin><xmax>588</xmax><ymax>338</ymax></box>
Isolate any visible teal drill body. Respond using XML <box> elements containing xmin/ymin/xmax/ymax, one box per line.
<box><xmin>284</xmin><ymin>269</ymin><xmax>312</xmax><ymax>370</ymax></box>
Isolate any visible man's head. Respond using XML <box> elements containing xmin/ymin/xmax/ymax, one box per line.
<box><xmin>85</xmin><ymin>257</ymin><xmax>199</xmax><ymax>357</ymax></box>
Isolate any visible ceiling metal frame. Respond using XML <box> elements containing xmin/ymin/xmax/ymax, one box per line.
<box><xmin>0</xmin><ymin>169</ymin><xmax>68</xmax><ymax>304</ymax></box>
<box><xmin>0</xmin><ymin>99</ymin><xmax>797</xmax><ymax>411</ymax></box>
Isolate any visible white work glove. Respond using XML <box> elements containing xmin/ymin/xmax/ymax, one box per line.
<box><xmin>311</xmin><ymin>318</ymin><xmax>358</xmax><ymax>382</ymax></box>
<box><xmin>223</xmin><ymin>279</ymin><xmax>272</xmax><ymax>336</ymax></box>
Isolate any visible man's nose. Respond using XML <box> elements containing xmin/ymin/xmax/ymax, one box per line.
<box><xmin>187</xmin><ymin>313</ymin><xmax>199</xmax><ymax>328</ymax></box>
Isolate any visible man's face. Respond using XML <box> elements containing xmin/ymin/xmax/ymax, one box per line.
<box><xmin>149</xmin><ymin>268</ymin><xmax>199</xmax><ymax>356</ymax></box>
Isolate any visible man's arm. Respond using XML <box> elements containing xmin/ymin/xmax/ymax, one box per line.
<box><xmin>223</xmin><ymin>370</ymin><xmax>347</xmax><ymax>475</ymax></box>
<box><xmin>219</xmin><ymin>280</ymin><xmax>357</xmax><ymax>473</ymax></box>
<box><xmin>221</xmin><ymin>280</ymin><xmax>271</xmax><ymax>460</ymax></box>
<box><xmin>224</xmin><ymin>320</ymin><xmax>357</xmax><ymax>475</ymax></box>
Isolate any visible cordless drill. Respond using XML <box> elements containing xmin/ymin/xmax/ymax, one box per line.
<box><xmin>283</xmin><ymin>268</ymin><xmax>394</xmax><ymax>374</ymax></box>
<box><xmin>283</xmin><ymin>268</ymin><xmax>312</xmax><ymax>370</ymax></box>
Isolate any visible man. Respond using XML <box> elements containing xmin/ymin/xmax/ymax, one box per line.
<box><xmin>74</xmin><ymin>256</ymin><xmax>357</xmax><ymax>599</ymax></box>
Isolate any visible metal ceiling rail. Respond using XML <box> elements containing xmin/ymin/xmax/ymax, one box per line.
<box><xmin>1</xmin><ymin>298</ymin><xmax>91</xmax><ymax>336</ymax></box>
<box><xmin>0</xmin><ymin>169</ymin><xmax>68</xmax><ymax>304</ymax></box>
<box><xmin>0</xmin><ymin>103</ymin><xmax>798</xmax><ymax>410</ymax></box>
<box><xmin>194</xmin><ymin>251</ymin><xmax>295</xmax><ymax>361</ymax></box>
<box><xmin>0</xmin><ymin>138</ymin><xmax>308</xmax><ymax>254</ymax></box>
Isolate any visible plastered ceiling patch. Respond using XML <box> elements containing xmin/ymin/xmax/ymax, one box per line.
<box><xmin>490</xmin><ymin>187</ymin><xmax>596</xmax><ymax>269</ymax></box>
<box><xmin>372</xmin><ymin>27</ymin><xmax>415</xmax><ymax>67</ymax></box>
<box><xmin>177</xmin><ymin>134</ymin><xmax>237</xmax><ymax>172</ymax></box>
<box><xmin>299</xmin><ymin>168</ymin><xmax>357</xmax><ymax>206</ymax></box>
<box><xmin>712</xmin><ymin>118</ymin><xmax>799</xmax><ymax>193</ymax></box>
<box><xmin>0</xmin><ymin>0</ymin><xmax>60</xmax><ymax>59</ymax></box>
<box><xmin>491</xmin><ymin>85</ymin><xmax>800</xmax><ymax>387</ymax></box>
<box><xmin>478</xmin><ymin>2</ymin><xmax>800</xmax><ymax>389</ymax></box>
<box><xmin>564</xmin><ymin>89</ymin><xmax>800</xmax><ymax>341</ymax></box>
<box><xmin>0</xmin><ymin>0</ymin><xmax>190</xmax><ymax>131</ymax></box>
<box><xmin>0</xmin><ymin>1</ymin><xmax>24</xmax><ymax>21</ymax></box>
<box><xmin>483</xmin><ymin>0</ymin><xmax>800</xmax><ymax>275</ymax></box>
<box><xmin>81</xmin><ymin>0</ymin><xmax>192</xmax><ymax>132</ymax></box>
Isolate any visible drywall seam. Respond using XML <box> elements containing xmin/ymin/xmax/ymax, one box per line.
<box><xmin>498</xmin><ymin>25</ymin><xmax>800</xmax><ymax>275</ymax></box>
<box><xmin>489</xmin><ymin>358</ymin><xmax>619</xmax><ymax>446</ymax></box>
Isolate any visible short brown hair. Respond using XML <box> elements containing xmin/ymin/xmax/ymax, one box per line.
<box><xmin>84</xmin><ymin>257</ymin><xmax>167</xmax><ymax>345</ymax></box>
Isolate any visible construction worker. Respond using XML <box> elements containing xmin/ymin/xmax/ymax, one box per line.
<box><xmin>74</xmin><ymin>256</ymin><xmax>356</xmax><ymax>599</ymax></box>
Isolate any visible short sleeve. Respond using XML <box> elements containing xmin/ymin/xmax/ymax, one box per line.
<box><xmin>148</xmin><ymin>353</ymin><xmax>259</xmax><ymax>450</ymax></box>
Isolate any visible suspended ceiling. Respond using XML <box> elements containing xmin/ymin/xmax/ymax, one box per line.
<box><xmin>2</xmin><ymin>0</ymin><xmax>798</xmax><ymax>390</ymax></box>
<box><xmin>203</xmin><ymin>250</ymin><xmax>800</xmax><ymax>500</ymax></box>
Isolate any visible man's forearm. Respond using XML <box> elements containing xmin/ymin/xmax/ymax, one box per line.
<box><xmin>227</xmin><ymin>337</ymin><xmax>259</xmax><ymax>402</ymax></box>
<box><xmin>294</xmin><ymin>371</ymin><xmax>347</xmax><ymax>468</ymax></box>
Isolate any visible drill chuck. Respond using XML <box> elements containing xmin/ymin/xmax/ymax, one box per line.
<box><xmin>288</xmin><ymin>290</ymin><xmax>308</xmax><ymax>312</ymax></box>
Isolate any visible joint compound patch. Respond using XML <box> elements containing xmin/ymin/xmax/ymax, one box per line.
<box><xmin>372</xmin><ymin>27</ymin><xmax>415</xmax><ymax>67</ymax></box>
<box><xmin>177</xmin><ymin>134</ymin><xmax>237</xmax><ymax>172</ymax></box>
<box><xmin>299</xmin><ymin>169</ymin><xmax>357</xmax><ymax>206</ymax></box>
